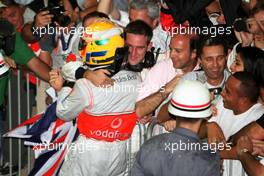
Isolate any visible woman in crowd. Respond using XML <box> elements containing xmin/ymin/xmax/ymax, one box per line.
<box><xmin>230</xmin><ymin>46</ymin><xmax>264</xmax><ymax>103</ymax></box>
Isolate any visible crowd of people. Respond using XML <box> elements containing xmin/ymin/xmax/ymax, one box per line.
<box><xmin>0</xmin><ymin>0</ymin><xmax>263</xmax><ymax>175</ymax></box>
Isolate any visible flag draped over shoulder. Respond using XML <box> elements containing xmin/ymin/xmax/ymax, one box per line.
<box><xmin>3</xmin><ymin>102</ymin><xmax>79</xmax><ymax>176</ymax></box>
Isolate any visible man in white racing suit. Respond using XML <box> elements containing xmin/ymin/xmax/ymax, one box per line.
<box><xmin>50</xmin><ymin>20</ymin><xmax>141</xmax><ymax>176</ymax></box>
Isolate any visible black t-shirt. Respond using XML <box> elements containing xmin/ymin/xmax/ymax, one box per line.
<box><xmin>256</xmin><ymin>113</ymin><xmax>264</xmax><ymax>129</ymax></box>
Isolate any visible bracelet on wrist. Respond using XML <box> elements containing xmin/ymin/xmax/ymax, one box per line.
<box><xmin>238</xmin><ymin>148</ymin><xmax>249</xmax><ymax>157</ymax></box>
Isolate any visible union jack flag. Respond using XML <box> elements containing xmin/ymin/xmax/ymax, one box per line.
<box><xmin>3</xmin><ymin>102</ymin><xmax>79</xmax><ymax>176</ymax></box>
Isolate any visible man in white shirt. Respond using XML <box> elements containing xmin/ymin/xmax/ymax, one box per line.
<box><xmin>183</xmin><ymin>36</ymin><xmax>231</xmax><ymax>105</ymax></box>
<box><xmin>136</xmin><ymin>33</ymin><xmax>199</xmax><ymax>138</ymax></box>
<box><xmin>208</xmin><ymin>72</ymin><xmax>264</xmax><ymax>176</ymax></box>
<box><xmin>157</xmin><ymin>36</ymin><xmax>230</xmax><ymax>127</ymax></box>
<box><xmin>137</xmin><ymin>33</ymin><xmax>199</xmax><ymax>102</ymax></box>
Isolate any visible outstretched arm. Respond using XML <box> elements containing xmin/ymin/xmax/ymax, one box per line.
<box><xmin>136</xmin><ymin>76</ymin><xmax>181</xmax><ymax>119</ymax></box>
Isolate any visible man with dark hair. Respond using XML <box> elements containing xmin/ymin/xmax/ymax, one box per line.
<box><xmin>132</xmin><ymin>80</ymin><xmax>221</xmax><ymax>176</ymax></box>
<box><xmin>125</xmin><ymin>20</ymin><xmax>153</xmax><ymax>44</ymax></box>
<box><xmin>196</xmin><ymin>35</ymin><xmax>228</xmax><ymax>58</ymax></box>
<box><xmin>158</xmin><ymin>36</ymin><xmax>230</xmax><ymax>125</ymax></box>
<box><xmin>124</xmin><ymin>20</ymin><xmax>154</xmax><ymax>75</ymax></box>
<box><xmin>207</xmin><ymin>72</ymin><xmax>264</xmax><ymax>176</ymax></box>
<box><xmin>232</xmin><ymin>72</ymin><xmax>260</xmax><ymax>103</ymax></box>
<box><xmin>208</xmin><ymin>72</ymin><xmax>262</xmax><ymax>141</ymax></box>
<box><xmin>193</xmin><ymin>36</ymin><xmax>229</xmax><ymax>92</ymax></box>
<box><xmin>220</xmin><ymin>72</ymin><xmax>260</xmax><ymax>117</ymax></box>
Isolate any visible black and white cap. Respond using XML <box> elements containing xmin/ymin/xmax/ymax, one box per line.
<box><xmin>168</xmin><ymin>80</ymin><xmax>212</xmax><ymax>118</ymax></box>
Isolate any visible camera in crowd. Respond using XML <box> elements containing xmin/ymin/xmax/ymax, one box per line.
<box><xmin>40</xmin><ymin>5</ymin><xmax>71</xmax><ymax>27</ymax></box>
<box><xmin>0</xmin><ymin>18</ymin><xmax>15</xmax><ymax>56</ymax></box>
<box><xmin>233</xmin><ymin>18</ymin><xmax>263</xmax><ymax>35</ymax></box>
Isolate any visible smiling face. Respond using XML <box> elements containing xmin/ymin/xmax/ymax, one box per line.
<box><xmin>126</xmin><ymin>33</ymin><xmax>149</xmax><ymax>65</ymax></box>
<box><xmin>199</xmin><ymin>45</ymin><xmax>227</xmax><ymax>85</ymax></box>
<box><xmin>221</xmin><ymin>76</ymin><xmax>241</xmax><ymax>110</ymax></box>
<box><xmin>169</xmin><ymin>35</ymin><xmax>196</xmax><ymax>72</ymax></box>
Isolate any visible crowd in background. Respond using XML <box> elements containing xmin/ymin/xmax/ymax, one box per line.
<box><xmin>0</xmin><ymin>0</ymin><xmax>263</xmax><ymax>175</ymax></box>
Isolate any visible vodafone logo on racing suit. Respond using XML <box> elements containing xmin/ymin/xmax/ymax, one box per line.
<box><xmin>110</xmin><ymin>118</ymin><xmax>123</xmax><ymax>129</ymax></box>
<box><xmin>90</xmin><ymin>117</ymin><xmax>127</xmax><ymax>139</ymax></box>
<box><xmin>78</xmin><ymin>111</ymin><xmax>136</xmax><ymax>141</ymax></box>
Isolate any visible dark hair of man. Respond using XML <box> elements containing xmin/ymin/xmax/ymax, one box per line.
<box><xmin>82</xmin><ymin>11</ymin><xmax>110</xmax><ymax>24</ymax></box>
<box><xmin>168</xmin><ymin>113</ymin><xmax>206</xmax><ymax>123</ymax></box>
<box><xmin>236</xmin><ymin>47</ymin><xmax>264</xmax><ymax>87</ymax></box>
<box><xmin>197</xmin><ymin>35</ymin><xmax>228</xmax><ymax>58</ymax></box>
<box><xmin>232</xmin><ymin>72</ymin><xmax>260</xmax><ymax>103</ymax></box>
<box><xmin>124</xmin><ymin>20</ymin><xmax>153</xmax><ymax>44</ymax></box>
<box><xmin>250</xmin><ymin>1</ymin><xmax>264</xmax><ymax>16</ymax></box>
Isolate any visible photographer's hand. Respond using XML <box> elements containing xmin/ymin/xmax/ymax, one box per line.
<box><xmin>234</xmin><ymin>30</ymin><xmax>254</xmax><ymax>47</ymax></box>
<box><xmin>34</xmin><ymin>10</ymin><xmax>54</xmax><ymax>28</ymax></box>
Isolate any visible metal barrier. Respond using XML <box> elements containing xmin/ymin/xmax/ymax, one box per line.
<box><xmin>125</xmin><ymin>122</ymin><xmax>146</xmax><ymax>176</ymax></box>
<box><xmin>125</xmin><ymin>119</ymin><xmax>160</xmax><ymax>175</ymax></box>
<box><xmin>3</xmin><ymin>71</ymin><xmax>35</xmax><ymax>176</ymax></box>
<box><xmin>146</xmin><ymin>119</ymin><xmax>158</xmax><ymax>140</ymax></box>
